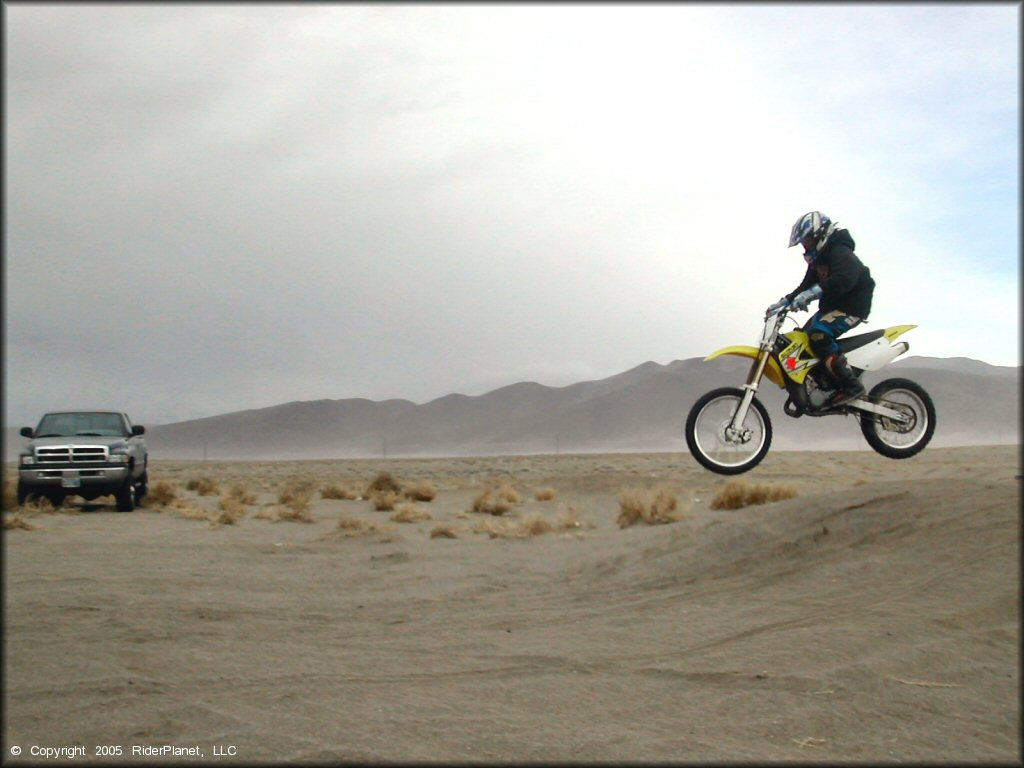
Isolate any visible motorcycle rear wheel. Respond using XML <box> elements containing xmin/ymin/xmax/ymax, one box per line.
<box><xmin>686</xmin><ymin>387</ymin><xmax>773</xmax><ymax>475</ymax></box>
<box><xmin>860</xmin><ymin>377</ymin><xmax>936</xmax><ymax>459</ymax></box>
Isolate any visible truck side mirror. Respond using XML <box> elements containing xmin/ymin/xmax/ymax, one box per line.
<box><xmin>20</xmin><ymin>427</ymin><xmax>33</xmax><ymax>438</ymax></box>
<box><xmin>132</xmin><ymin>425</ymin><xmax>146</xmax><ymax>436</ymax></box>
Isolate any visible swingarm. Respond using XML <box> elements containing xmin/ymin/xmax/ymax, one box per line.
<box><xmin>842</xmin><ymin>398</ymin><xmax>912</xmax><ymax>425</ymax></box>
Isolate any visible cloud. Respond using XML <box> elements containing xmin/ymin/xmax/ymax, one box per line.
<box><xmin>4</xmin><ymin>5</ymin><xmax>1018</xmax><ymax>426</ymax></box>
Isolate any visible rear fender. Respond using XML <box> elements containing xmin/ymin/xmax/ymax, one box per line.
<box><xmin>847</xmin><ymin>327</ymin><xmax>915</xmax><ymax>372</ymax></box>
<box><xmin>846</xmin><ymin>325</ymin><xmax>916</xmax><ymax>372</ymax></box>
<box><xmin>705</xmin><ymin>345</ymin><xmax>786</xmax><ymax>388</ymax></box>
<box><xmin>883</xmin><ymin>324</ymin><xmax>917</xmax><ymax>342</ymax></box>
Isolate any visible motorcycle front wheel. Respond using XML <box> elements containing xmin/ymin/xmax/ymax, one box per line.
<box><xmin>686</xmin><ymin>387</ymin><xmax>773</xmax><ymax>475</ymax></box>
<box><xmin>860</xmin><ymin>377</ymin><xmax>936</xmax><ymax>459</ymax></box>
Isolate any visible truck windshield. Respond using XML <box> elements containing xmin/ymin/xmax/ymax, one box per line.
<box><xmin>36</xmin><ymin>413</ymin><xmax>128</xmax><ymax>437</ymax></box>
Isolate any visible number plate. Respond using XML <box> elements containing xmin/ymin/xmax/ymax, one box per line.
<box><xmin>62</xmin><ymin>473</ymin><xmax>81</xmax><ymax>488</ymax></box>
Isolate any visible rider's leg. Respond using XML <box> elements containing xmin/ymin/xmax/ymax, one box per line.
<box><xmin>806</xmin><ymin>311</ymin><xmax>865</xmax><ymax>403</ymax></box>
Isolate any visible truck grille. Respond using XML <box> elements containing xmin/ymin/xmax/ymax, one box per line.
<box><xmin>35</xmin><ymin>445</ymin><xmax>109</xmax><ymax>463</ymax></box>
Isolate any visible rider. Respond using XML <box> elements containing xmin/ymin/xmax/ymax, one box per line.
<box><xmin>766</xmin><ymin>211</ymin><xmax>876</xmax><ymax>407</ymax></box>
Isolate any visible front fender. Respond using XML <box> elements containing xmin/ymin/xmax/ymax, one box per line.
<box><xmin>705</xmin><ymin>345</ymin><xmax>786</xmax><ymax>388</ymax></box>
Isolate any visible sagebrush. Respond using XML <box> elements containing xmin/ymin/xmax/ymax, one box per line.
<box><xmin>391</xmin><ymin>503</ymin><xmax>431</xmax><ymax>523</ymax></box>
<box><xmin>471</xmin><ymin>483</ymin><xmax>522</xmax><ymax>516</ymax></box>
<box><xmin>710</xmin><ymin>480</ymin><xmax>798</xmax><ymax>510</ymax></box>
<box><xmin>147</xmin><ymin>481</ymin><xmax>177</xmax><ymax>506</ymax></box>
<box><xmin>617</xmin><ymin>486</ymin><xmax>684</xmax><ymax>528</ymax></box>
<box><xmin>365</xmin><ymin>472</ymin><xmax>402</xmax><ymax>496</ymax></box>
<box><xmin>322</xmin><ymin>483</ymin><xmax>359</xmax><ymax>500</ymax></box>
<box><xmin>186</xmin><ymin>477</ymin><xmax>219</xmax><ymax>496</ymax></box>
<box><xmin>534</xmin><ymin>487</ymin><xmax>558</xmax><ymax>502</ymax></box>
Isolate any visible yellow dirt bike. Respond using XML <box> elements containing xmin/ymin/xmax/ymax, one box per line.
<box><xmin>685</xmin><ymin>305</ymin><xmax>936</xmax><ymax>474</ymax></box>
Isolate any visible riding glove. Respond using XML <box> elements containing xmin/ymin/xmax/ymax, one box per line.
<box><xmin>765</xmin><ymin>297</ymin><xmax>790</xmax><ymax>316</ymax></box>
<box><xmin>790</xmin><ymin>285</ymin><xmax>823</xmax><ymax>311</ymax></box>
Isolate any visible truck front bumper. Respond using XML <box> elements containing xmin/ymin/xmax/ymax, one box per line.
<box><xmin>18</xmin><ymin>465</ymin><xmax>131</xmax><ymax>492</ymax></box>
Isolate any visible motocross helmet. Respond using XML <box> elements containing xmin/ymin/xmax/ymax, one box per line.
<box><xmin>788</xmin><ymin>211</ymin><xmax>836</xmax><ymax>255</ymax></box>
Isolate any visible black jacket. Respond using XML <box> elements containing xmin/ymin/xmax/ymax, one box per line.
<box><xmin>787</xmin><ymin>228</ymin><xmax>874</xmax><ymax>319</ymax></box>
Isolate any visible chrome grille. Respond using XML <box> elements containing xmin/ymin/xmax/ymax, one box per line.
<box><xmin>36</xmin><ymin>445</ymin><xmax>109</xmax><ymax>463</ymax></box>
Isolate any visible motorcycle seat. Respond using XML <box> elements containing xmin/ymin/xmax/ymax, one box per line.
<box><xmin>837</xmin><ymin>328</ymin><xmax>886</xmax><ymax>354</ymax></box>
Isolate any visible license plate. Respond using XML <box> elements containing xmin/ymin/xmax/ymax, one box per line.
<box><xmin>62</xmin><ymin>474</ymin><xmax>81</xmax><ymax>488</ymax></box>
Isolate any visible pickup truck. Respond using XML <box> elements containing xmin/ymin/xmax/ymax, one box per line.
<box><xmin>17</xmin><ymin>411</ymin><xmax>149</xmax><ymax>511</ymax></box>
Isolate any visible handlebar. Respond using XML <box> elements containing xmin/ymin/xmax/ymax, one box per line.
<box><xmin>764</xmin><ymin>304</ymin><xmax>791</xmax><ymax>321</ymax></box>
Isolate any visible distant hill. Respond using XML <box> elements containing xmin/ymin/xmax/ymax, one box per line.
<box><xmin>4</xmin><ymin>356</ymin><xmax>1018</xmax><ymax>461</ymax></box>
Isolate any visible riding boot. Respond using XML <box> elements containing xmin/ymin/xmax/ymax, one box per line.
<box><xmin>824</xmin><ymin>353</ymin><xmax>865</xmax><ymax>406</ymax></box>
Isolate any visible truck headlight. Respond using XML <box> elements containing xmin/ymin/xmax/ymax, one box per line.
<box><xmin>109</xmin><ymin>453</ymin><xmax>130</xmax><ymax>465</ymax></box>
<box><xmin>19</xmin><ymin>455</ymin><xmax>35</xmax><ymax>466</ymax></box>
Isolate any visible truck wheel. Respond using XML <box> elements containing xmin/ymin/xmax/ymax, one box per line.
<box><xmin>17</xmin><ymin>481</ymin><xmax>31</xmax><ymax>506</ymax></box>
<box><xmin>115</xmin><ymin>478</ymin><xmax>136</xmax><ymax>512</ymax></box>
<box><xmin>137</xmin><ymin>469</ymin><xmax>149</xmax><ymax>502</ymax></box>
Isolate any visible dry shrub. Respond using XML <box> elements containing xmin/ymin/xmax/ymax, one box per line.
<box><xmin>497</xmin><ymin>483</ymin><xmax>522</xmax><ymax>504</ymax></box>
<box><xmin>472</xmin><ymin>514</ymin><xmax>555</xmax><ymax>539</ymax></box>
<box><xmin>336</xmin><ymin>515</ymin><xmax>396</xmax><ymax>536</ymax></box>
<box><xmin>617</xmin><ymin>486</ymin><xmax>684</xmax><ymax>528</ymax></box>
<box><xmin>430</xmin><ymin>524</ymin><xmax>459</xmax><ymax>539</ymax></box>
<box><xmin>22</xmin><ymin>497</ymin><xmax>56</xmax><ymax>515</ymax></box>
<box><xmin>4</xmin><ymin>513</ymin><xmax>38</xmax><ymax>531</ymax></box>
<box><xmin>390</xmin><ymin>503</ymin><xmax>432</xmax><ymax>523</ymax></box>
<box><xmin>277</xmin><ymin>478</ymin><xmax>315</xmax><ymax>520</ymax></box>
<box><xmin>214</xmin><ymin>510</ymin><xmax>243</xmax><ymax>527</ymax></box>
<box><xmin>147</xmin><ymin>480</ymin><xmax>177</xmax><ymax>507</ymax></box>
<box><xmin>557</xmin><ymin>504</ymin><xmax>586</xmax><ymax>530</ymax></box>
<box><xmin>365</xmin><ymin>471</ymin><xmax>402</xmax><ymax>496</ymax></box>
<box><xmin>215</xmin><ymin>495</ymin><xmax>248</xmax><ymax>525</ymax></box>
<box><xmin>321</xmin><ymin>483</ymin><xmax>359</xmax><ymax>500</ymax></box>
<box><xmin>278</xmin><ymin>478</ymin><xmax>314</xmax><ymax>505</ymax></box>
<box><xmin>170</xmin><ymin>500</ymin><xmax>212</xmax><ymax>522</ymax></box>
<box><xmin>472</xmin><ymin>517</ymin><xmax>514</xmax><ymax>538</ymax></box>
<box><xmin>471</xmin><ymin>487</ymin><xmax>511</xmax><ymax>516</ymax></box>
<box><xmin>211</xmin><ymin>485</ymin><xmax>256</xmax><ymax>526</ymax></box>
<box><xmin>710</xmin><ymin>480</ymin><xmax>799</xmax><ymax>510</ymax></box>
<box><xmin>521</xmin><ymin>514</ymin><xmax>554</xmax><ymax>537</ymax></box>
<box><xmin>58</xmin><ymin>499</ymin><xmax>81</xmax><ymax>514</ymax></box>
<box><xmin>371</xmin><ymin>490</ymin><xmax>400</xmax><ymax>512</ymax></box>
<box><xmin>534</xmin><ymin>487</ymin><xmax>558</xmax><ymax>502</ymax></box>
<box><xmin>471</xmin><ymin>482</ymin><xmax>523</xmax><ymax>516</ymax></box>
<box><xmin>225</xmin><ymin>484</ymin><xmax>257</xmax><ymax>505</ymax></box>
<box><xmin>2</xmin><ymin>482</ymin><xmax>19</xmax><ymax>511</ymax></box>
<box><xmin>403</xmin><ymin>480</ymin><xmax>437</xmax><ymax>502</ymax></box>
<box><xmin>186</xmin><ymin>477</ymin><xmax>219</xmax><ymax>496</ymax></box>
<box><xmin>275</xmin><ymin>505</ymin><xmax>314</xmax><ymax>523</ymax></box>
<box><xmin>337</xmin><ymin>515</ymin><xmax>367</xmax><ymax>532</ymax></box>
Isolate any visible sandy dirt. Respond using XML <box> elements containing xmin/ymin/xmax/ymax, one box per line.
<box><xmin>3</xmin><ymin>445</ymin><xmax>1020</xmax><ymax>763</ymax></box>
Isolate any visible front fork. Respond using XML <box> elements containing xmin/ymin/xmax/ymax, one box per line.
<box><xmin>726</xmin><ymin>345</ymin><xmax>772</xmax><ymax>443</ymax></box>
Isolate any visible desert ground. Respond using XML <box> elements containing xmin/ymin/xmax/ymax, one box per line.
<box><xmin>3</xmin><ymin>445</ymin><xmax>1020</xmax><ymax>764</ymax></box>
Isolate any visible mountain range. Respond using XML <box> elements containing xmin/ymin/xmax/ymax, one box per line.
<box><xmin>8</xmin><ymin>355</ymin><xmax>1012</xmax><ymax>461</ymax></box>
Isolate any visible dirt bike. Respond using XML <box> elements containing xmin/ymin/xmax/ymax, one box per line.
<box><xmin>685</xmin><ymin>305</ymin><xmax>936</xmax><ymax>474</ymax></box>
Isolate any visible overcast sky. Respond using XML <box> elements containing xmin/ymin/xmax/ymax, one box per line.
<box><xmin>5</xmin><ymin>4</ymin><xmax>1019</xmax><ymax>427</ymax></box>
